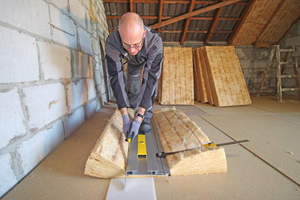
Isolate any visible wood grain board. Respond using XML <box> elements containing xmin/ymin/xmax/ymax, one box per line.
<box><xmin>159</xmin><ymin>47</ymin><xmax>194</xmax><ymax>105</ymax></box>
<box><xmin>203</xmin><ymin>46</ymin><xmax>252</xmax><ymax>107</ymax></box>
<box><xmin>193</xmin><ymin>48</ymin><xmax>208</xmax><ymax>103</ymax></box>
<box><xmin>153</xmin><ymin>107</ymin><xmax>227</xmax><ymax>176</ymax></box>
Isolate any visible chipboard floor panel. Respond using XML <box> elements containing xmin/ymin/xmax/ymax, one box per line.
<box><xmin>2</xmin><ymin>95</ymin><xmax>300</xmax><ymax>199</ymax></box>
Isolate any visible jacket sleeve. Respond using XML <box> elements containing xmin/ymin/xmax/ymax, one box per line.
<box><xmin>105</xmin><ymin>38</ymin><xmax>129</xmax><ymax>110</ymax></box>
<box><xmin>139</xmin><ymin>36</ymin><xmax>163</xmax><ymax>109</ymax></box>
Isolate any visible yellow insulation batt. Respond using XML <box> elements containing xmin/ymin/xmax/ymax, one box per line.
<box><xmin>85</xmin><ymin>107</ymin><xmax>227</xmax><ymax>178</ymax></box>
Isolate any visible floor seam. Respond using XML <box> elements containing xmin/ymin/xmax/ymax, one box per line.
<box><xmin>199</xmin><ymin>115</ymin><xmax>300</xmax><ymax>187</ymax></box>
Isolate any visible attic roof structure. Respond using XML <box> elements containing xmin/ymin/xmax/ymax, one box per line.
<box><xmin>103</xmin><ymin>0</ymin><xmax>300</xmax><ymax>46</ymax></box>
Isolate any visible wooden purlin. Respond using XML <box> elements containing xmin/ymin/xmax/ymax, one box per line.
<box><xmin>150</xmin><ymin>0</ymin><xmax>241</xmax><ymax>30</ymax></box>
<box><xmin>159</xmin><ymin>47</ymin><xmax>194</xmax><ymax>105</ymax></box>
<box><xmin>204</xmin><ymin>46</ymin><xmax>251</xmax><ymax>107</ymax></box>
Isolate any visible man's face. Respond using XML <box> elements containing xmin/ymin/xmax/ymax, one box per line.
<box><xmin>120</xmin><ymin>30</ymin><xmax>146</xmax><ymax>56</ymax></box>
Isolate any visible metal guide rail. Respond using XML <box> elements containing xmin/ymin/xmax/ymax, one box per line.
<box><xmin>126</xmin><ymin>120</ymin><xmax>171</xmax><ymax>176</ymax></box>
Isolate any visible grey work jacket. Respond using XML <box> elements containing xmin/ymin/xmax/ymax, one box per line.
<box><xmin>105</xmin><ymin>25</ymin><xmax>163</xmax><ymax>110</ymax></box>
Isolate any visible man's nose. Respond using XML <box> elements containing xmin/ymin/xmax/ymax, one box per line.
<box><xmin>128</xmin><ymin>48</ymin><xmax>136</xmax><ymax>54</ymax></box>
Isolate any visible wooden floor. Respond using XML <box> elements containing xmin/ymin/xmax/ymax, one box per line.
<box><xmin>3</xmin><ymin>94</ymin><xmax>300</xmax><ymax>199</ymax></box>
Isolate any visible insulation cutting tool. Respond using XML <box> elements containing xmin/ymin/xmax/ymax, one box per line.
<box><xmin>156</xmin><ymin>139</ymin><xmax>249</xmax><ymax>158</ymax></box>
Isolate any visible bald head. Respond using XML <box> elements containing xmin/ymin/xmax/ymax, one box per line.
<box><xmin>118</xmin><ymin>12</ymin><xmax>144</xmax><ymax>47</ymax></box>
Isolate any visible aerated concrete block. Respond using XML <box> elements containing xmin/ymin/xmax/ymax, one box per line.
<box><xmin>0</xmin><ymin>0</ymin><xmax>51</xmax><ymax>39</ymax></box>
<box><xmin>67</xmin><ymin>79</ymin><xmax>88</xmax><ymax>109</ymax></box>
<box><xmin>84</xmin><ymin>100</ymin><xmax>97</xmax><ymax>119</ymax></box>
<box><xmin>0</xmin><ymin>88</ymin><xmax>26</xmax><ymax>149</ymax></box>
<box><xmin>38</xmin><ymin>41</ymin><xmax>72</xmax><ymax>80</ymax></box>
<box><xmin>43</xmin><ymin>120</ymin><xmax>65</xmax><ymax>156</ymax></box>
<box><xmin>62</xmin><ymin>106</ymin><xmax>85</xmax><ymax>138</ymax></box>
<box><xmin>72</xmin><ymin>51</ymin><xmax>92</xmax><ymax>78</ymax></box>
<box><xmin>0</xmin><ymin>153</ymin><xmax>18</xmax><ymax>198</ymax></box>
<box><xmin>78</xmin><ymin>27</ymin><xmax>93</xmax><ymax>55</ymax></box>
<box><xmin>0</xmin><ymin>26</ymin><xmax>39</xmax><ymax>84</ymax></box>
<box><xmin>23</xmin><ymin>83</ymin><xmax>68</xmax><ymax>130</ymax></box>
<box><xmin>87</xmin><ymin>79</ymin><xmax>96</xmax><ymax>100</ymax></box>
<box><xmin>69</xmin><ymin>0</ymin><xmax>86</xmax><ymax>28</ymax></box>
<box><xmin>50</xmin><ymin>0</ymin><xmax>69</xmax><ymax>13</ymax></box>
<box><xmin>17</xmin><ymin>132</ymin><xmax>45</xmax><ymax>176</ymax></box>
<box><xmin>50</xmin><ymin>5</ymin><xmax>77</xmax><ymax>49</ymax></box>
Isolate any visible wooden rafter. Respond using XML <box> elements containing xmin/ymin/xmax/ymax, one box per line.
<box><xmin>227</xmin><ymin>0</ymin><xmax>256</xmax><ymax>45</ymax></box>
<box><xmin>150</xmin><ymin>0</ymin><xmax>241</xmax><ymax>30</ymax></box>
<box><xmin>109</xmin><ymin>30</ymin><xmax>232</xmax><ymax>33</ymax></box>
<box><xmin>180</xmin><ymin>0</ymin><xmax>195</xmax><ymax>45</ymax></box>
<box><xmin>107</xmin><ymin>16</ymin><xmax>239</xmax><ymax>21</ymax></box>
<box><xmin>130</xmin><ymin>0</ymin><xmax>134</xmax><ymax>12</ymax></box>
<box><xmin>204</xmin><ymin>0</ymin><xmax>224</xmax><ymax>45</ymax></box>
<box><xmin>103</xmin><ymin>0</ymin><xmax>247</xmax><ymax>5</ymax></box>
<box><xmin>158</xmin><ymin>0</ymin><xmax>164</xmax><ymax>33</ymax></box>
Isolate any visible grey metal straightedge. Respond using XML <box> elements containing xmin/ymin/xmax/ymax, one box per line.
<box><xmin>126</xmin><ymin>121</ymin><xmax>171</xmax><ymax>176</ymax></box>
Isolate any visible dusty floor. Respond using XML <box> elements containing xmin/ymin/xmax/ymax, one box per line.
<box><xmin>2</xmin><ymin>94</ymin><xmax>300</xmax><ymax>200</ymax></box>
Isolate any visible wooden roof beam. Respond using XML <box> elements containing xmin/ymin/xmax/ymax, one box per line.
<box><xmin>150</xmin><ymin>0</ymin><xmax>241</xmax><ymax>30</ymax></box>
<box><xmin>227</xmin><ymin>0</ymin><xmax>256</xmax><ymax>45</ymax></box>
<box><xmin>204</xmin><ymin>0</ymin><xmax>224</xmax><ymax>45</ymax></box>
<box><xmin>107</xmin><ymin>16</ymin><xmax>239</xmax><ymax>21</ymax></box>
<box><xmin>158</xmin><ymin>0</ymin><xmax>164</xmax><ymax>33</ymax></box>
<box><xmin>130</xmin><ymin>0</ymin><xmax>134</xmax><ymax>12</ymax></box>
<box><xmin>103</xmin><ymin>0</ymin><xmax>247</xmax><ymax>5</ymax></box>
<box><xmin>180</xmin><ymin>0</ymin><xmax>196</xmax><ymax>45</ymax></box>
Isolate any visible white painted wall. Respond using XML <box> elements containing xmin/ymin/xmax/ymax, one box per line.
<box><xmin>0</xmin><ymin>0</ymin><xmax>111</xmax><ymax>197</ymax></box>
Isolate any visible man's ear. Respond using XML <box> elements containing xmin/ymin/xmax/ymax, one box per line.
<box><xmin>143</xmin><ymin>29</ymin><xmax>146</xmax><ymax>38</ymax></box>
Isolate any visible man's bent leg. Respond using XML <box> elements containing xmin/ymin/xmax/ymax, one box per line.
<box><xmin>127</xmin><ymin>62</ymin><xmax>145</xmax><ymax>109</ymax></box>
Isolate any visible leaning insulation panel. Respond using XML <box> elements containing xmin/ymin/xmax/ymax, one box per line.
<box><xmin>159</xmin><ymin>47</ymin><xmax>194</xmax><ymax>105</ymax></box>
<box><xmin>153</xmin><ymin>107</ymin><xmax>227</xmax><ymax>176</ymax></box>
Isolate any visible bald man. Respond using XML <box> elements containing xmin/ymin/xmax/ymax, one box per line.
<box><xmin>105</xmin><ymin>12</ymin><xmax>163</xmax><ymax>141</ymax></box>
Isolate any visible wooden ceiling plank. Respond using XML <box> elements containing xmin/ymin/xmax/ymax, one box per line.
<box><xmin>255</xmin><ymin>0</ymin><xmax>284</xmax><ymax>44</ymax></box>
<box><xmin>150</xmin><ymin>0</ymin><xmax>241</xmax><ymax>30</ymax></box>
<box><xmin>180</xmin><ymin>0</ymin><xmax>196</xmax><ymax>45</ymax></box>
<box><xmin>158</xmin><ymin>0</ymin><xmax>164</xmax><ymax>32</ymax></box>
<box><xmin>227</xmin><ymin>0</ymin><xmax>256</xmax><ymax>45</ymax></box>
<box><xmin>204</xmin><ymin>0</ymin><xmax>223</xmax><ymax>45</ymax></box>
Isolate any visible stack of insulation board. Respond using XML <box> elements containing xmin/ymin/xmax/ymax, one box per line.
<box><xmin>158</xmin><ymin>47</ymin><xmax>194</xmax><ymax>105</ymax></box>
<box><xmin>193</xmin><ymin>46</ymin><xmax>252</xmax><ymax>107</ymax></box>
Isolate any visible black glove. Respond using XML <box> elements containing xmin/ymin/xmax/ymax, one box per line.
<box><xmin>126</xmin><ymin>118</ymin><xmax>142</xmax><ymax>141</ymax></box>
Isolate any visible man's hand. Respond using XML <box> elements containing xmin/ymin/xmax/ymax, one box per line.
<box><xmin>122</xmin><ymin>114</ymin><xmax>132</xmax><ymax>139</ymax></box>
<box><xmin>126</xmin><ymin>118</ymin><xmax>142</xmax><ymax>141</ymax></box>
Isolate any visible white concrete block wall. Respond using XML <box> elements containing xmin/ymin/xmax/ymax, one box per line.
<box><xmin>38</xmin><ymin>41</ymin><xmax>72</xmax><ymax>80</ymax></box>
<box><xmin>0</xmin><ymin>26</ymin><xmax>39</xmax><ymax>83</ymax></box>
<box><xmin>0</xmin><ymin>0</ymin><xmax>110</xmax><ymax>197</ymax></box>
<box><xmin>23</xmin><ymin>83</ymin><xmax>68</xmax><ymax>130</ymax></box>
<box><xmin>62</xmin><ymin>107</ymin><xmax>85</xmax><ymax>138</ymax></box>
<box><xmin>0</xmin><ymin>88</ymin><xmax>26</xmax><ymax>149</ymax></box>
<box><xmin>0</xmin><ymin>154</ymin><xmax>18</xmax><ymax>196</ymax></box>
<box><xmin>50</xmin><ymin>5</ymin><xmax>77</xmax><ymax>49</ymax></box>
